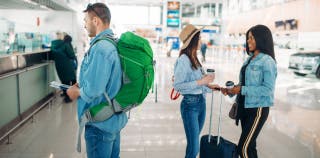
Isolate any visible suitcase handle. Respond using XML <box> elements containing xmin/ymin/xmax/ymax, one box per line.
<box><xmin>208</xmin><ymin>92</ymin><xmax>223</xmax><ymax>145</ymax></box>
<box><xmin>217</xmin><ymin>93</ymin><xmax>223</xmax><ymax>144</ymax></box>
<box><xmin>208</xmin><ymin>92</ymin><xmax>214</xmax><ymax>142</ymax></box>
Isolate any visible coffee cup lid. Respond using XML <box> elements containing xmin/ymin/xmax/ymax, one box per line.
<box><xmin>225</xmin><ymin>81</ymin><xmax>234</xmax><ymax>86</ymax></box>
<box><xmin>207</xmin><ymin>69</ymin><xmax>215</xmax><ymax>72</ymax></box>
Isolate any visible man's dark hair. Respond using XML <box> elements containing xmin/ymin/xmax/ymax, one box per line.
<box><xmin>246</xmin><ymin>24</ymin><xmax>276</xmax><ymax>61</ymax></box>
<box><xmin>83</xmin><ymin>3</ymin><xmax>111</xmax><ymax>24</ymax></box>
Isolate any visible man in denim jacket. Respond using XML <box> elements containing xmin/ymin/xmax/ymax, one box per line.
<box><xmin>67</xmin><ymin>3</ymin><xmax>127</xmax><ymax>158</ymax></box>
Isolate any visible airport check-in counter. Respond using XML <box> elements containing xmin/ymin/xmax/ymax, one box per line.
<box><xmin>0</xmin><ymin>50</ymin><xmax>56</xmax><ymax>141</ymax></box>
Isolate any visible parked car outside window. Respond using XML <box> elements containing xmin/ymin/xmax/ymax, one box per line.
<box><xmin>288</xmin><ymin>51</ymin><xmax>320</xmax><ymax>79</ymax></box>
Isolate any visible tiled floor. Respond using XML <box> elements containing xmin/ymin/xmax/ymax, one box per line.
<box><xmin>0</xmin><ymin>47</ymin><xmax>319</xmax><ymax>158</ymax></box>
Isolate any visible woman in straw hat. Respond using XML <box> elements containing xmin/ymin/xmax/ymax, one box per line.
<box><xmin>173</xmin><ymin>24</ymin><xmax>220</xmax><ymax>158</ymax></box>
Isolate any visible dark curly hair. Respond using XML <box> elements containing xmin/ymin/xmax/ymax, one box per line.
<box><xmin>246</xmin><ymin>25</ymin><xmax>276</xmax><ymax>61</ymax></box>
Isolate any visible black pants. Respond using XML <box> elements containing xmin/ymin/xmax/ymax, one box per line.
<box><xmin>237</xmin><ymin>107</ymin><xmax>269</xmax><ymax>158</ymax></box>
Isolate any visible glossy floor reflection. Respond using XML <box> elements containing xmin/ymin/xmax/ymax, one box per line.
<box><xmin>0</xmin><ymin>47</ymin><xmax>319</xmax><ymax>158</ymax></box>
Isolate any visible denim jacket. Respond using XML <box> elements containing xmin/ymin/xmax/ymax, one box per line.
<box><xmin>78</xmin><ymin>29</ymin><xmax>127</xmax><ymax>133</ymax></box>
<box><xmin>173</xmin><ymin>54</ymin><xmax>211</xmax><ymax>95</ymax></box>
<box><xmin>240</xmin><ymin>53</ymin><xmax>277</xmax><ymax>108</ymax></box>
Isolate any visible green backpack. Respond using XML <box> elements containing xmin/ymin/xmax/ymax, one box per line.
<box><xmin>86</xmin><ymin>32</ymin><xmax>154</xmax><ymax>122</ymax></box>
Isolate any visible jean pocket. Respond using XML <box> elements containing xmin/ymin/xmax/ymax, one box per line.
<box><xmin>85</xmin><ymin>130</ymin><xmax>99</xmax><ymax>150</ymax></box>
<box><xmin>85</xmin><ymin>126</ymin><xmax>100</xmax><ymax>139</ymax></box>
<box><xmin>183</xmin><ymin>95</ymin><xmax>200</xmax><ymax>104</ymax></box>
<box><xmin>102</xmin><ymin>132</ymin><xmax>117</xmax><ymax>142</ymax></box>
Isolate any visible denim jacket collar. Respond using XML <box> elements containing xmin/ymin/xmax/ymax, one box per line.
<box><xmin>254</xmin><ymin>52</ymin><xmax>264</xmax><ymax>60</ymax></box>
<box><xmin>90</xmin><ymin>28</ymin><xmax>114</xmax><ymax>46</ymax></box>
<box><xmin>249</xmin><ymin>52</ymin><xmax>265</xmax><ymax>63</ymax></box>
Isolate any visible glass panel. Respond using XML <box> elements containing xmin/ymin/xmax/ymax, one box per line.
<box><xmin>0</xmin><ymin>18</ymin><xmax>14</xmax><ymax>55</ymax></box>
<box><xmin>0</xmin><ymin>16</ymin><xmax>53</xmax><ymax>56</ymax></box>
<box><xmin>218</xmin><ymin>3</ymin><xmax>223</xmax><ymax>17</ymax></box>
<box><xmin>211</xmin><ymin>3</ymin><xmax>216</xmax><ymax>17</ymax></box>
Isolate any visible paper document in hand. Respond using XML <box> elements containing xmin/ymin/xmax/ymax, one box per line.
<box><xmin>49</xmin><ymin>81</ymin><xmax>70</xmax><ymax>90</ymax></box>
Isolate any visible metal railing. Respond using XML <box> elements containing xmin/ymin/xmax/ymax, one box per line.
<box><xmin>0</xmin><ymin>94</ymin><xmax>55</xmax><ymax>144</ymax></box>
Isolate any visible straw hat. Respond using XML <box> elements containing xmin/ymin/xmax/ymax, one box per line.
<box><xmin>179</xmin><ymin>24</ymin><xmax>203</xmax><ymax>49</ymax></box>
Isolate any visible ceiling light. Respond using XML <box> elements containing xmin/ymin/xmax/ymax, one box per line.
<box><xmin>23</xmin><ymin>0</ymin><xmax>38</xmax><ymax>6</ymax></box>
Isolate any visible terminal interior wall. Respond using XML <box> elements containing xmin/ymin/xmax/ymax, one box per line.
<box><xmin>223</xmin><ymin>0</ymin><xmax>320</xmax><ymax>33</ymax></box>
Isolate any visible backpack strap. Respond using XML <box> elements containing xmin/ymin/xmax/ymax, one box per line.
<box><xmin>91</xmin><ymin>35</ymin><xmax>120</xmax><ymax>108</ymax></box>
<box><xmin>85</xmin><ymin>34</ymin><xmax>118</xmax><ymax>58</ymax></box>
<box><xmin>92</xmin><ymin>35</ymin><xmax>118</xmax><ymax>47</ymax></box>
<box><xmin>85</xmin><ymin>34</ymin><xmax>118</xmax><ymax>105</ymax></box>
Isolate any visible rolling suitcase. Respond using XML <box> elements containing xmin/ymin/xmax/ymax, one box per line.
<box><xmin>200</xmin><ymin>93</ymin><xmax>237</xmax><ymax>158</ymax></box>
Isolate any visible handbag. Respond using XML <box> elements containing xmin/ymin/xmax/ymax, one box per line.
<box><xmin>170</xmin><ymin>88</ymin><xmax>180</xmax><ymax>100</ymax></box>
<box><xmin>228</xmin><ymin>103</ymin><xmax>238</xmax><ymax>120</ymax></box>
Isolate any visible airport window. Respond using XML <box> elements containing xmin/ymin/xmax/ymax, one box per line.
<box><xmin>211</xmin><ymin>4</ymin><xmax>216</xmax><ymax>17</ymax></box>
<box><xmin>196</xmin><ymin>6</ymin><xmax>201</xmax><ymax>17</ymax></box>
<box><xmin>224</xmin><ymin>0</ymin><xmax>299</xmax><ymax>15</ymax></box>
<box><xmin>218</xmin><ymin>3</ymin><xmax>223</xmax><ymax>17</ymax></box>
<box><xmin>182</xmin><ymin>3</ymin><xmax>195</xmax><ymax>17</ymax></box>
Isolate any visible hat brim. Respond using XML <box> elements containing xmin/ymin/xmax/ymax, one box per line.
<box><xmin>180</xmin><ymin>27</ymin><xmax>203</xmax><ymax>50</ymax></box>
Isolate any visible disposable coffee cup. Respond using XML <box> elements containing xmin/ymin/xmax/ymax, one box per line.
<box><xmin>206</xmin><ymin>69</ymin><xmax>215</xmax><ymax>81</ymax></box>
<box><xmin>206</xmin><ymin>68</ymin><xmax>215</xmax><ymax>74</ymax></box>
<box><xmin>226</xmin><ymin>81</ymin><xmax>234</xmax><ymax>89</ymax></box>
<box><xmin>225</xmin><ymin>81</ymin><xmax>235</xmax><ymax>97</ymax></box>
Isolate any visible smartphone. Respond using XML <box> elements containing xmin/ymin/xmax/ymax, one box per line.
<box><xmin>59</xmin><ymin>85</ymin><xmax>70</xmax><ymax>90</ymax></box>
<box><xmin>50</xmin><ymin>81</ymin><xmax>70</xmax><ymax>90</ymax></box>
<box><xmin>213</xmin><ymin>87</ymin><xmax>221</xmax><ymax>91</ymax></box>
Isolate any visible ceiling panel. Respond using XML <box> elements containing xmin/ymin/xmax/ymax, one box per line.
<box><xmin>0</xmin><ymin>0</ymin><xmax>72</xmax><ymax>11</ymax></box>
<box><xmin>82</xmin><ymin>0</ymin><xmax>223</xmax><ymax>6</ymax></box>
<box><xmin>0</xmin><ymin>0</ymin><xmax>37</xmax><ymax>9</ymax></box>
<box><xmin>0</xmin><ymin>0</ymin><xmax>223</xmax><ymax>11</ymax></box>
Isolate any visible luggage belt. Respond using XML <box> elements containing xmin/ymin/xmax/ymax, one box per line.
<box><xmin>76</xmin><ymin>91</ymin><xmax>113</xmax><ymax>152</ymax></box>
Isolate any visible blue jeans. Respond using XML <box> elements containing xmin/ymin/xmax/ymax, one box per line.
<box><xmin>180</xmin><ymin>94</ymin><xmax>206</xmax><ymax>158</ymax></box>
<box><xmin>85</xmin><ymin>125</ymin><xmax>121</xmax><ymax>158</ymax></box>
